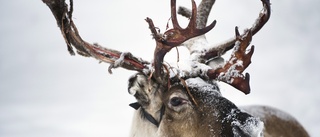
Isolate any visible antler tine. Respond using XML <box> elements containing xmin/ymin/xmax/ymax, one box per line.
<box><xmin>233</xmin><ymin>27</ymin><xmax>255</xmax><ymax>71</ymax></box>
<box><xmin>198</xmin><ymin>0</ymin><xmax>216</xmax><ymax>28</ymax></box>
<box><xmin>207</xmin><ymin>28</ymin><xmax>254</xmax><ymax>94</ymax></box>
<box><xmin>171</xmin><ymin>0</ymin><xmax>182</xmax><ymax>30</ymax></box>
<box><xmin>178</xmin><ymin>0</ymin><xmax>216</xmax><ymax>29</ymax></box>
<box><xmin>251</xmin><ymin>0</ymin><xmax>271</xmax><ymax>35</ymax></box>
<box><xmin>43</xmin><ymin>0</ymin><xmax>149</xmax><ymax>72</ymax></box>
<box><xmin>171</xmin><ymin>0</ymin><xmax>200</xmax><ymax>30</ymax></box>
<box><xmin>187</xmin><ymin>0</ymin><xmax>198</xmax><ymax>30</ymax></box>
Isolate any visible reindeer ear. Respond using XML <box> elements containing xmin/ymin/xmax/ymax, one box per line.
<box><xmin>128</xmin><ymin>73</ymin><xmax>145</xmax><ymax>95</ymax></box>
<box><xmin>127</xmin><ymin>73</ymin><xmax>150</xmax><ymax>106</ymax></box>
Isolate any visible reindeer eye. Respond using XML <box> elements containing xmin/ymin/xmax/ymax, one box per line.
<box><xmin>170</xmin><ymin>97</ymin><xmax>183</xmax><ymax>106</ymax></box>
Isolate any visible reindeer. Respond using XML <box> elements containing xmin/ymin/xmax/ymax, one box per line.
<box><xmin>43</xmin><ymin>0</ymin><xmax>309</xmax><ymax>136</ymax></box>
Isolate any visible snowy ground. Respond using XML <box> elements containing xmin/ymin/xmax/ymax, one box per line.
<box><xmin>0</xmin><ymin>0</ymin><xmax>319</xmax><ymax>136</ymax></box>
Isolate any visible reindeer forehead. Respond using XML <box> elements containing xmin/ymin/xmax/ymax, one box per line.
<box><xmin>167</xmin><ymin>77</ymin><xmax>221</xmax><ymax>105</ymax></box>
<box><xmin>185</xmin><ymin>77</ymin><xmax>220</xmax><ymax>95</ymax></box>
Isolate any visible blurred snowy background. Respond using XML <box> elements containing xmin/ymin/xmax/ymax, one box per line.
<box><xmin>0</xmin><ymin>0</ymin><xmax>319</xmax><ymax>136</ymax></box>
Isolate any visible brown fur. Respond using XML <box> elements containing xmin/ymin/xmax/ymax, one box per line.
<box><xmin>158</xmin><ymin>82</ymin><xmax>263</xmax><ymax>137</ymax></box>
<box><xmin>241</xmin><ymin>105</ymin><xmax>309</xmax><ymax>137</ymax></box>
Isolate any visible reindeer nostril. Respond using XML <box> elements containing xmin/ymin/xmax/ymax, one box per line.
<box><xmin>170</xmin><ymin>97</ymin><xmax>183</xmax><ymax>106</ymax></box>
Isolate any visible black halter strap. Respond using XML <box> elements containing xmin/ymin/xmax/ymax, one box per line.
<box><xmin>129</xmin><ymin>102</ymin><xmax>165</xmax><ymax>127</ymax></box>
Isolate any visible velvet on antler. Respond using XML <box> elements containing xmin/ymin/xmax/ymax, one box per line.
<box><xmin>175</xmin><ymin>0</ymin><xmax>270</xmax><ymax>94</ymax></box>
<box><xmin>43</xmin><ymin>0</ymin><xmax>271</xmax><ymax>95</ymax></box>
<box><xmin>207</xmin><ymin>28</ymin><xmax>254</xmax><ymax>94</ymax></box>
<box><xmin>42</xmin><ymin>0</ymin><xmax>150</xmax><ymax>73</ymax></box>
<box><xmin>146</xmin><ymin>0</ymin><xmax>216</xmax><ymax>82</ymax></box>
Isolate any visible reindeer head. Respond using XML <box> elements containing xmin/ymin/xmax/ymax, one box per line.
<box><xmin>129</xmin><ymin>0</ymin><xmax>270</xmax><ymax>136</ymax></box>
<box><xmin>159</xmin><ymin>77</ymin><xmax>264</xmax><ymax>137</ymax></box>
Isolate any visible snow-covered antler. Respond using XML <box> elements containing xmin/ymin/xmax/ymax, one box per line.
<box><xmin>207</xmin><ymin>28</ymin><xmax>253</xmax><ymax>94</ymax></box>
<box><xmin>179</xmin><ymin>0</ymin><xmax>271</xmax><ymax>61</ymax></box>
<box><xmin>174</xmin><ymin>0</ymin><xmax>271</xmax><ymax>94</ymax></box>
<box><xmin>43</xmin><ymin>0</ymin><xmax>270</xmax><ymax>95</ymax></box>
<box><xmin>146</xmin><ymin>0</ymin><xmax>217</xmax><ymax>82</ymax></box>
<box><xmin>204</xmin><ymin>0</ymin><xmax>271</xmax><ymax>94</ymax></box>
<box><xmin>42</xmin><ymin>0</ymin><xmax>150</xmax><ymax>73</ymax></box>
<box><xmin>202</xmin><ymin>0</ymin><xmax>271</xmax><ymax>61</ymax></box>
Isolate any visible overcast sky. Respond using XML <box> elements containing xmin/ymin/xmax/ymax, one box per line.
<box><xmin>0</xmin><ymin>0</ymin><xmax>319</xmax><ymax>136</ymax></box>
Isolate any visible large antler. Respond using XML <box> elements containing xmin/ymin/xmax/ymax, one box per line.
<box><xmin>146</xmin><ymin>0</ymin><xmax>217</xmax><ymax>82</ymax></box>
<box><xmin>43</xmin><ymin>0</ymin><xmax>271</xmax><ymax>95</ymax></box>
<box><xmin>207</xmin><ymin>28</ymin><xmax>253</xmax><ymax>94</ymax></box>
<box><xmin>179</xmin><ymin>0</ymin><xmax>271</xmax><ymax>60</ymax></box>
<box><xmin>147</xmin><ymin>0</ymin><xmax>271</xmax><ymax>94</ymax></box>
<box><xmin>42</xmin><ymin>0</ymin><xmax>150</xmax><ymax>73</ymax></box>
<box><xmin>205</xmin><ymin>0</ymin><xmax>271</xmax><ymax>94</ymax></box>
